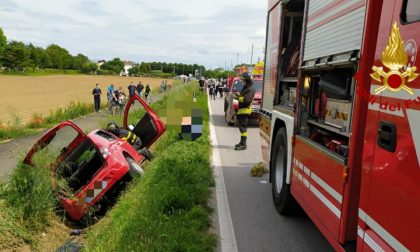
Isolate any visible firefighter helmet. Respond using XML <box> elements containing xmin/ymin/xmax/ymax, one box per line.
<box><xmin>241</xmin><ymin>72</ymin><xmax>251</xmax><ymax>81</ymax></box>
<box><xmin>106</xmin><ymin>122</ymin><xmax>119</xmax><ymax>134</ymax></box>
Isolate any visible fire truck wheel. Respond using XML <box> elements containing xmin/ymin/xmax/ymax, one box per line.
<box><xmin>271</xmin><ymin>127</ymin><xmax>298</xmax><ymax>215</ymax></box>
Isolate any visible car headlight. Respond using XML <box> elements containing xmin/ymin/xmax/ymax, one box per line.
<box><xmin>100</xmin><ymin>147</ymin><xmax>110</xmax><ymax>159</ymax></box>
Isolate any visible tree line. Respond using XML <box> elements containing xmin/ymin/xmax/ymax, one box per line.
<box><xmin>129</xmin><ymin>62</ymin><xmax>207</xmax><ymax>77</ymax></box>
<box><xmin>203</xmin><ymin>68</ymin><xmax>235</xmax><ymax>79</ymax></box>
<box><xmin>0</xmin><ymin>28</ymin><xmax>98</xmax><ymax>73</ymax></box>
<box><xmin>0</xmin><ymin>28</ymin><xmax>208</xmax><ymax>77</ymax></box>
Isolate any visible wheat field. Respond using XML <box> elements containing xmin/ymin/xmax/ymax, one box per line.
<box><xmin>0</xmin><ymin>75</ymin><xmax>167</xmax><ymax>124</ymax></box>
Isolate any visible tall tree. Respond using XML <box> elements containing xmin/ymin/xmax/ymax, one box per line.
<box><xmin>101</xmin><ymin>58</ymin><xmax>124</xmax><ymax>74</ymax></box>
<box><xmin>40</xmin><ymin>51</ymin><xmax>52</xmax><ymax>68</ymax></box>
<box><xmin>45</xmin><ymin>44</ymin><xmax>72</xmax><ymax>69</ymax></box>
<box><xmin>27</xmin><ymin>43</ymin><xmax>45</xmax><ymax>68</ymax></box>
<box><xmin>72</xmin><ymin>53</ymin><xmax>89</xmax><ymax>70</ymax></box>
<box><xmin>2</xmin><ymin>41</ymin><xmax>29</xmax><ymax>69</ymax></box>
<box><xmin>0</xmin><ymin>28</ymin><xmax>7</xmax><ymax>66</ymax></box>
<box><xmin>81</xmin><ymin>61</ymin><xmax>97</xmax><ymax>74</ymax></box>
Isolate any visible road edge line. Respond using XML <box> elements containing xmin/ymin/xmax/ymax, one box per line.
<box><xmin>207</xmin><ymin>97</ymin><xmax>238</xmax><ymax>252</ymax></box>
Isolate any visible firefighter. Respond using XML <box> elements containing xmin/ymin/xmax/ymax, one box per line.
<box><xmin>234</xmin><ymin>72</ymin><xmax>256</xmax><ymax>151</ymax></box>
<box><xmin>106</xmin><ymin>122</ymin><xmax>152</xmax><ymax>160</ymax></box>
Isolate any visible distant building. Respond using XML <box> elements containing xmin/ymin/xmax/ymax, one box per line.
<box><xmin>121</xmin><ymin>61</ymin><xmax>134</xmax><ymax>76</ymax></box>
<box><xmin>97</xmin><ymin>60</ymin><xmax>106</xmax><ymax>69</ymax></box>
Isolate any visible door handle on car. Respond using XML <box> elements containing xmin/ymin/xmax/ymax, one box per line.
<box><xmin>377</xmin><ymin>121</ymin><xmax>397</xmax><ymax>152</ymax></box>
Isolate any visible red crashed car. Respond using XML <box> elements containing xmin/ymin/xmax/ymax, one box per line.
<box><xmin>23</xmin><ymin>95</ymin><xmax>165</xmax><ymax>222</ymax></box>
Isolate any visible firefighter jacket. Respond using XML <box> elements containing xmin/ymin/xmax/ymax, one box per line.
<box><xmin>237</xmin><ymin>81</ymin><xmax>256</xmax><ymax>115</ymax></box>
<box><xmin>116</xmin><ymin>129</ymin><xmax>142</xmax><ymax>150</ymax></box>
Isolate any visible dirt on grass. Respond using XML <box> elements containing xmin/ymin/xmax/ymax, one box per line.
<box><xmin>35</xmin><ymin>217</ymin><xmax>73</xmax><ymax>252</ymax></box>
<box><xmin>0</xmin><ymin>75</ymin><xmax>169</xmax><ymax>125</ymax></box>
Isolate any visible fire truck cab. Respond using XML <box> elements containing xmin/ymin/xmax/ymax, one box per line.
<box><xmin>260</xmin><ymin>0</ymin><xmax>420</xmax><ymax>251</ymax></box>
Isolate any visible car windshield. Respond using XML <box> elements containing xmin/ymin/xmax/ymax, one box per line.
<box><xmin>232</xmin><ymin>80</ymin><xmax>244</xmax><ymax>92</ymax></box>
<box><xmin>253</xmin><ymin>80</ymin><xmax>262</xmax><ymax>91</ymax></box>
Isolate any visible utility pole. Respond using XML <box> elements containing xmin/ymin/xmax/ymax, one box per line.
<box><xmin>250</xmin><ymin>44</ymin><xmax>254</xmax><ymax>65</ymax></box>
<box><xmin>236</xmin><ymin>53</ymin><xmax>239</xmax><ymax>66</ymax></box>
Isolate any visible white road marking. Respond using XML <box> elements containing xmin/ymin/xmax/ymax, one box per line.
<box><xmin>208</xmin><ymin>98</ymin><xmax>238</xmax><ymax>252</ymax></box>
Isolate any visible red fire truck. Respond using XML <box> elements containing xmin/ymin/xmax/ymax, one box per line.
<box><xmin>259</xmin><ymin>0</ymin><xmax>420</xmax><ymax>251</ymax></box>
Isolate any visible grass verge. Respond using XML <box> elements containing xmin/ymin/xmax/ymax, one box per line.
<box><xmin>0</xmin><ymin>69</ymin><xmax>82</xmax><ymax>76</ymax></box>
<box><xmin>0</xmin><ymin>151</ymin><xmax>62</xmax><ymax>250</ymax></box>
<box><xmin>84</xmin><ymin>83</ymin><xmax>216</xmax><ymax>251</ymax></box>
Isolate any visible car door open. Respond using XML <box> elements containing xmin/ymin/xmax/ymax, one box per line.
<box><xmin>24</xmin><ymin>121</ymin><xmax>88</xmax><ymax>169</ymax></box>
<box><xmin>123</xmin><ymin>94</ymin><xmax>166</xmax><ymax>148</ymax></box>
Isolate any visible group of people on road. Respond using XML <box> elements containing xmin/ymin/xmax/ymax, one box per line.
<box><xmin>91</xmin><ymin>81</ymin><xmax>154</xmax><ymax>113</ymax></box>
<box><xmin>199</xmin><ymin>78</ymin><xmax>227</xmax><ymax>100</ymax></box>
<box><xmin>126</xmin><ymin>81</ymin><xmax>152</xmax><ymax>102</ymax></box>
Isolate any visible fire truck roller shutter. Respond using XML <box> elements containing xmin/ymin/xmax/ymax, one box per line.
<box><xmin>303</xmin><ymin>0</ymin><xmax>367</xmax><ymax>62</ymax></box>
<box><xmin>271</xmin><ymin>127</ymin><xmax>298</xmax><ymax>214</ymax></box>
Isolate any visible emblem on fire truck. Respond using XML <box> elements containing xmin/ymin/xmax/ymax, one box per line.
<box><xmin>371</xmin><ymin>22</ymin><xmax>418</xmax><ymax>95</ymax></box>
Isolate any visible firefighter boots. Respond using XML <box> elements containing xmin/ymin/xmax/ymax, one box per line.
<box><xmin>235</xmin><ymin>136</ymin><xmax>247</xmax><ymax>151</ymax></box>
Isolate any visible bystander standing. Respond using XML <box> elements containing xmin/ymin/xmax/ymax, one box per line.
<box><xmin>92</xmin><ymin>83</ymin><xmax>102</xmax><ymax>113</ymax></box>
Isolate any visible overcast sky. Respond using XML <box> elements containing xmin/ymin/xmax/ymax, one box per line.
<box><xmin>0</xmin><ymin>0</ymin><xmax>267</xmax><ymax>69</ymax></box>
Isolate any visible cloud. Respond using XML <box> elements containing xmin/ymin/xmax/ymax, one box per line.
<box><xmin>0</xmin><ymin>0</ymin><xmax>267</xmax><ymax>68</ymax></box>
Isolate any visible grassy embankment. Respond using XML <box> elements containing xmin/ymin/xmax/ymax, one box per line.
<box><xmin>84</xmin><ymin>82</ymin><xmax>216</xmax><ymax>251</ymax></box>
<box><xmin>0</xmin><ymin>150</ymin><xmax>67</xmax><ymax>250</ymax></box>
<box><xmin>0</xmin><ymin>82</ymin><xmax>216</xmax><ymax>251</ymax></box>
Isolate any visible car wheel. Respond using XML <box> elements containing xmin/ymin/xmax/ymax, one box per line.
<box><xmin>126</xmin><ymin>157</ymin><xmax>144</xmax><ymax>177</ymax></box>
<box><xmin>271</xmin><ymin>128</ymin><xmax>298</xmax><ymax>215</ymax></box>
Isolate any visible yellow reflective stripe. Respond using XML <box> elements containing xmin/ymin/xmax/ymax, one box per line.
<box><xmin>238</xmin><ymin>96</ymin><xmax>245</xmax><ymax>103</ymax></box>
<box><xmin>237</xmin><ymin>98</ymin><xmax>253</xmax><ymax>115</ymax></box>
<box><xmin>241</xmin><ymin>132</ymin><xmax>248</xmax><ymax>137</ymax></box>
<box><xmin>237</xmin><ymin>108</ymin><xmax>252</xmax><ymax>115</ymax></box>
<box><xmin>127</xmin><ymin>131</ymin><xmax>137</xmax><ymax>143</ymax></box>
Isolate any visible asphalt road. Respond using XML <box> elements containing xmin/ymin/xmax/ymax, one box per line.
<box><xmin>209</xmin><ymin>96</ymin><xmax>333</xmax><ymax>252</ymax></box>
